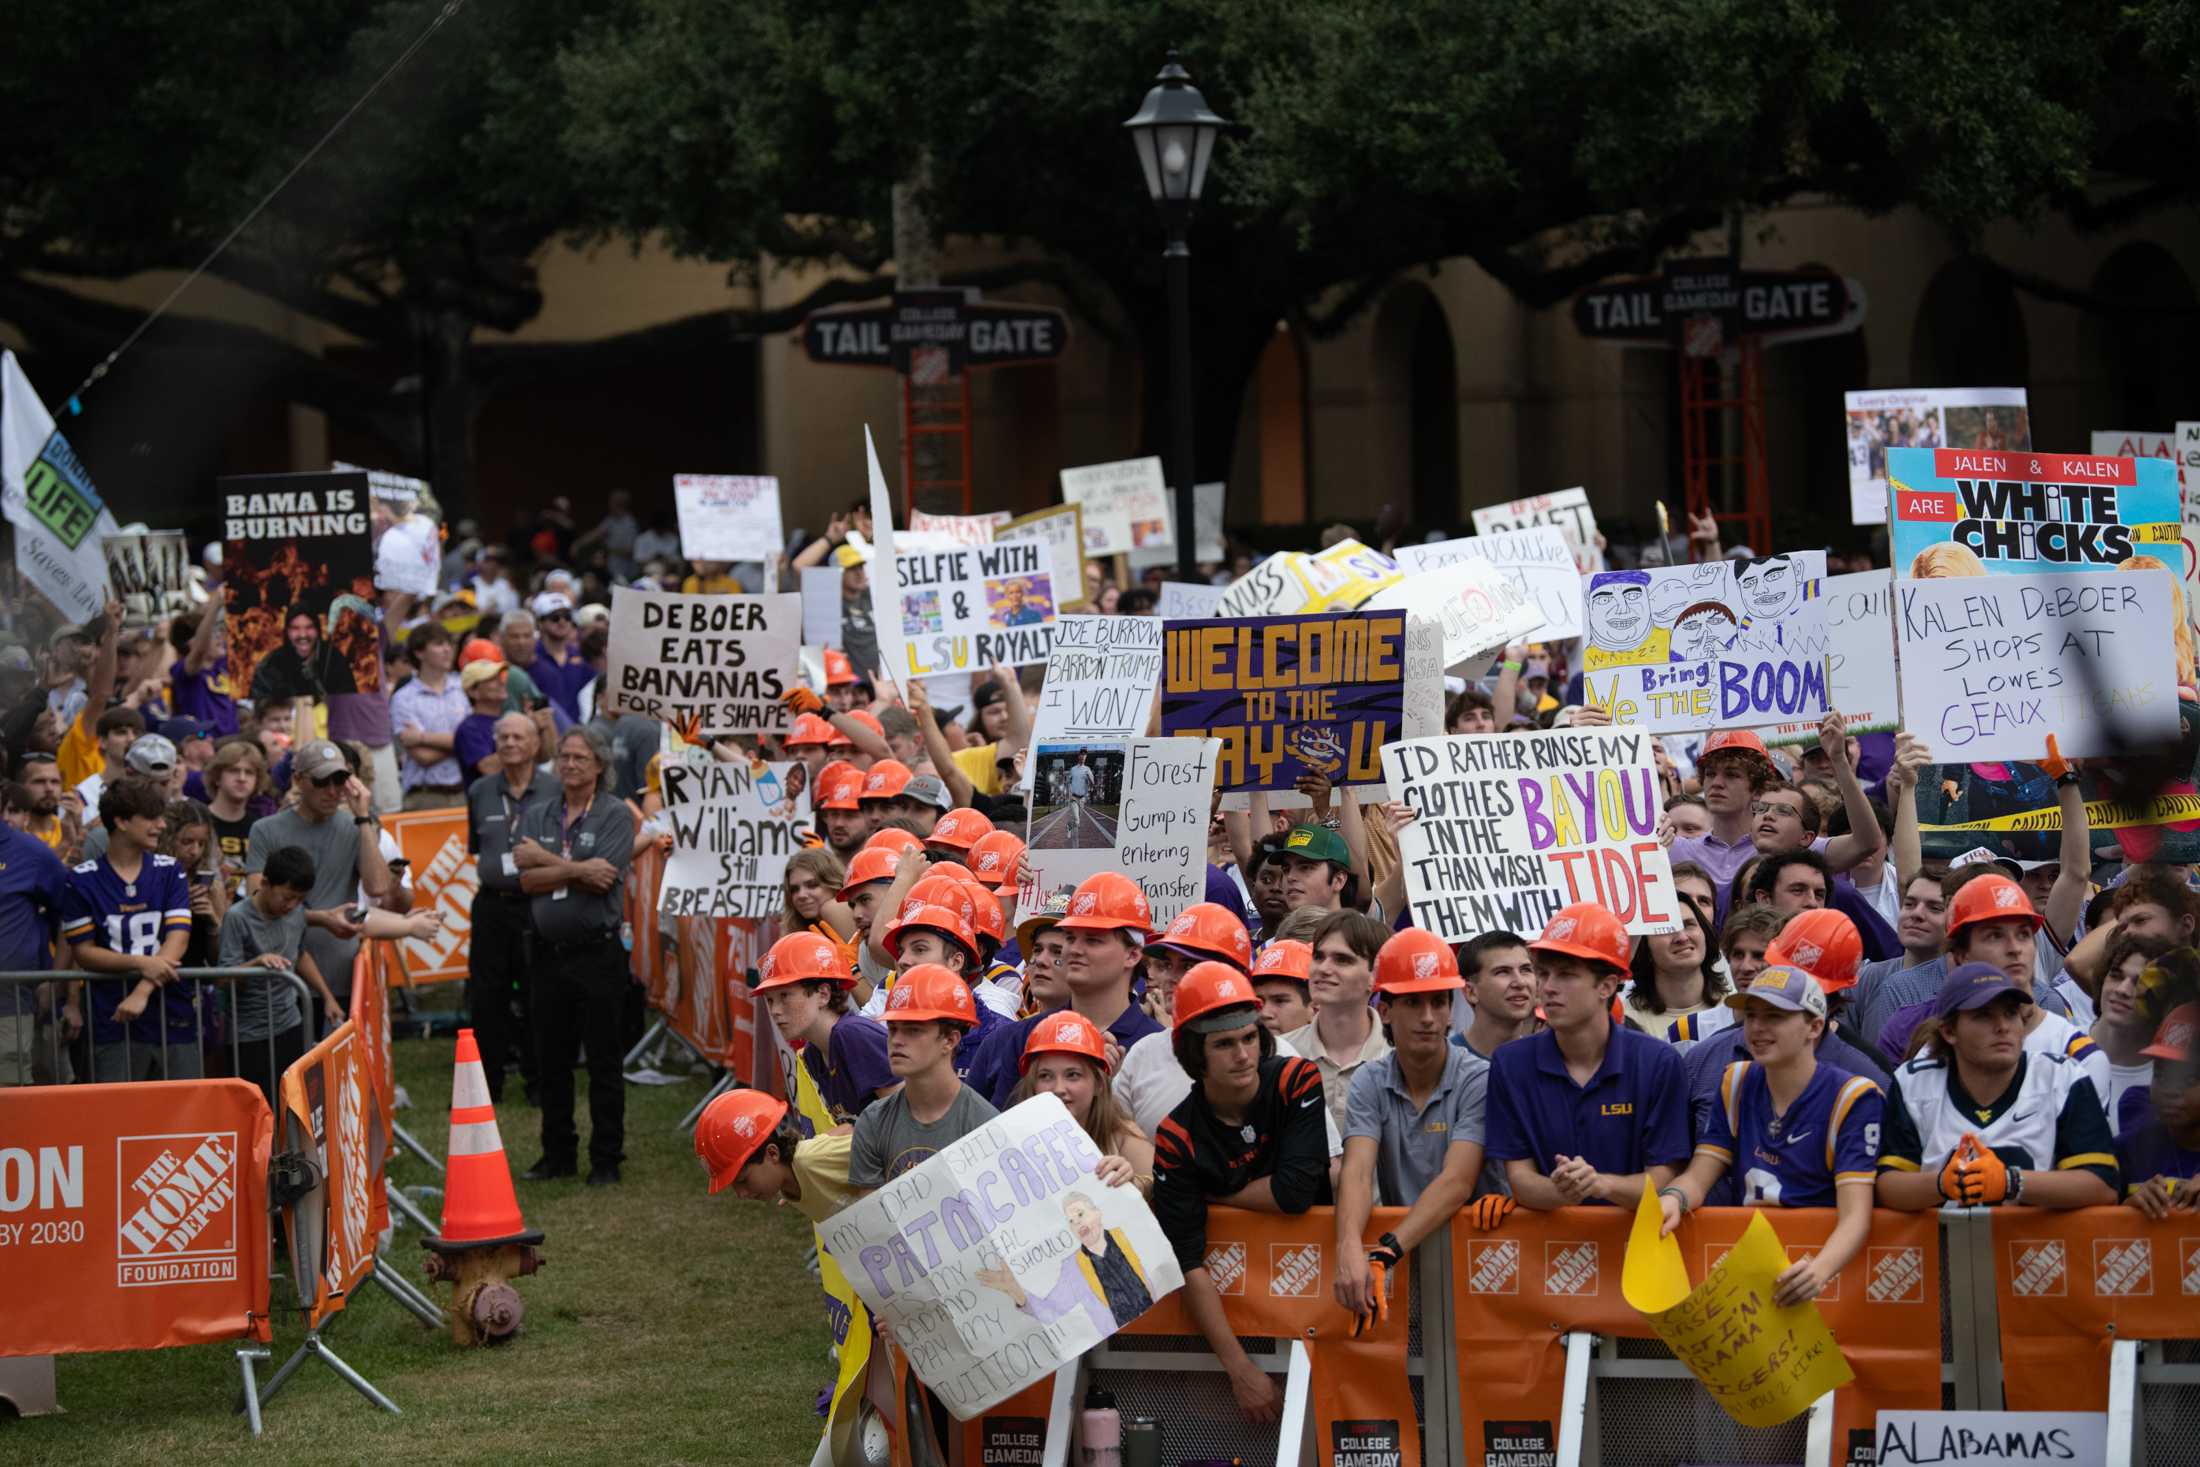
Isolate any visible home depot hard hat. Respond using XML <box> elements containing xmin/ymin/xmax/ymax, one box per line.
<box><xmin>695</xmin><ymin>1089</ymin><xmax>791</xmax><ymax>1194</ymax></box>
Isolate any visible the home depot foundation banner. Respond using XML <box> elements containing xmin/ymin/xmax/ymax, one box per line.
<box><xmin>382</xmin><ymin>806</ymin><xmax>475</xmax><ymax>985</ymax></box>
<box><xmin>0</xmin><ymin>1079</ymin><xmax>274</xmax><ymax>1355</ymax></box>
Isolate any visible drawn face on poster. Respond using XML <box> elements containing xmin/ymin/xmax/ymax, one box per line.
<box><xmin>1585</xmin><ymin>571</ymin><xmax>1653</xmax><ymax>652</ymax></box>
<box><xmin>1672</xmin><ymin>601</ymin><xmax>1737</xmax><ymax>661</ymax></box>
<box><xmin>1734</xmin><ymin>554</ymin><xmax>1804</xmax><ymax>621</ymax></box>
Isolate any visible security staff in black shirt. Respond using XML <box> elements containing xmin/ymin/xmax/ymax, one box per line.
<box><xmin>465</xmin><ymin>711</ymin><xmax>547</xmax><ymax>1105</ymax></box>
<box><xmin>514</xmin><ymin>726</ymin><xmax>634</xmax><ymax>1186</ymax></box>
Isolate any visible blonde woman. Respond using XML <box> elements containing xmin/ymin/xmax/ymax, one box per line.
<box><xmin>1009</xmin><ymin>1009</ymin><xmax>1154</xmax><ymax>1195</ymax></box>
<box><xmin>2120</xmin><ymin>554</ymin><xmax>2195</xmax><ymax>693</ymax></box>
<box><xmin>1909</xmin><ymin>542</ymin><xmax>1987</xmax><ymax>579</ymax></box>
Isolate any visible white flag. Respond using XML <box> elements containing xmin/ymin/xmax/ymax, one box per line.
<box><xmin>1</xmin><ymin>351</ymin><xmax>118</xmax><ymax>621</ymax></box>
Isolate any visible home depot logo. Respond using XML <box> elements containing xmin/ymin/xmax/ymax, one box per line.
<box><xmin>2008</xmin><ymin>1239</ymin><xmax>2067</xmax><ymax>1298</ymax></box>
<box><xmin>1271</xmin><ymin>1242</ymin><xmax>1322</xmax><ymax>1298</ymax></box>
<box><xmin>1545</xmin><ymin>1241</ymin><xmax>1599</xmax><ymax>1297</ymax></box>
<box><xmin>1206</xmin><ymin>1242</ymin><xmax>1246</xmax><ymax>1296</ymax></box>
<box><xmin>1467</xmin><ymin>1239</ymin><xmax>1519</xmax><ymax>1295</ymax></box>
<box><xmin>2181</xmin><ymin>1239</ymin><xmax>2200</xmax><ymax>1297</ymax></box>
<box><xmin>1866</xmin><ymin>1246</ymin><xmax>1922</xmax><ymax>1304</ymax></box>
<box><xmin>2094</xmin><ymin>1239</ymin><xmax>2153</xmax><ymax>1297</ymax></box>
<box><xmin>115</xmin><ymin>1131</ymin><xmax>241</xmax><ymax>1288</ymax></box>
<box><xmin>1793</xmin><ymin>1250</ymin><xmax>1842</xmax><ymax>1302</ymax></box>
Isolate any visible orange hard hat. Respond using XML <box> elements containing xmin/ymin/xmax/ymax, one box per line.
<box><xmin>864</xmin><ymin>827</ymin><xmax>925</xmax><ymax>857</ymax></box>
<box><xmin>1055</xmin><ymin>871</ymin><xmax>1154</xmax><ymax>935</ymax></box>
<box><xmin>839</xmin><ymin>708</ymin><xmax>884</xmax><ymax>748</ymax></box>
<box><xmin>883</xmin><ymin>902</ymin><xmax>979</xmax><ymax>966</ymax></box>
<box><xmin>956</xmin><ymin>878</ymin><xmax>1005</xmax><ymax>947</ymax></box>
<box><xmin>927</xmin><ymin>807</ymin><xmax>994</xmax><ymax>851</ymax></box>
<box><xmin>755</xmin><ymin>931</ymin><xmax>854</xmax><ymax>993</ymax></box>
<box><xmin>823</xmin><ymin>648</ymin><xmax>857</xmax><ymax>686</ymax></box>
<box><xmin>785</xmin><ymin>713</ymin><xmax>838</xmax><ymax>748</ymax></box>
<box><xmin>1019</xmin><ymin>1009</ymin><xmax>1112</xmax><ymax>1075</ymax></box>
<box><xmin>1374</xmin><ymin>929</ymin><xmax>1464</xmax><ymax>995</ymax></box>
<box><xmin>966</xmin><ymin>831</ymin><xmax>1026</xmax><ymax>889</ymax></box>
<box><xmin>903</xmin><ymin>875</ymin><xmax>980</xmax><ymax>930</ymax></box>
<box><xmin>1766</xmin><ymin>908</ymin><xmax>1863</xmax><ymax>994</ymax></box>
<box><xmin>1250</xmin><ymin>939</ymin><xmax>1313</xmax><ymax>986</ymax></box>
<box><xmin>817</xmin><ymin>761</ymin><xmax>863</xmax><ymax>811</ymax></box>
<box><xmin>861</xmin><ymin>759</ymin><xmax>913</xmax><ymax>800</ymax></box>
<box><xmin>1172</xmin><ymin>961</ymin><xmax>1264</xmax><ymax>1034</ymax></box>
<box><xmin>694</xmin><ymin>1088</ymin><xmax>789</xmax><ymax>1194</ymax></box>
<box><xmin>1698</xmin><ymin>729</ymin><xmax>1771</xmax><ymax>770</ymax></box>
<box><xmin>928</xmin><ymin>860</ymin><xmax>978</xmax><ymax>885</ymax></box>
<box><xmin>1529</xmin><ymin>902</ymin><xmax>1631</xmax><ymax>972</ymax></box>
<box><xmin>2142</xmin><ymin>1002</ymin><xmax>2196</xmax><ymax>1061</ymax></box>
<box><xmin>882</xmin><ymin>964</ymin><xmax>978</xmax><ymax>1026</ymax></box>
<box><xmin>1947</xmin><ymin>874</ymin><xmax>2044</xmax><ymax>940</ymax></box>
<box><xmin>1151</xmin><ymin>902</ymin><xmax>1253</xmax><ymax>971</ymax></box>
<box><xmin>461</xmin><ymin>637</ymin><xmax>503</xmax><ymax>667</ymax></box>
<box><xmin>837</xmin><ymin>846</ymin><xmax>902</xmax><ymax>899</ymax></box>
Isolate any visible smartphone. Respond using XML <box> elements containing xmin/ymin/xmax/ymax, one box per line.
<box><xmin>346</xmin><ymin>905</ymin><xmax>370</xmax><ymax>926</ymax></box>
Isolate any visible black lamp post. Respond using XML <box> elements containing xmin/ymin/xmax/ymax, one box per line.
<box><xmin>1124</xmin><ymin>52</ymin><xmax>1232</xmax><ymax>580</ymax></box>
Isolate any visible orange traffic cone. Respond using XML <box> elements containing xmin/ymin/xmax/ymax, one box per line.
<box><xmin>434</xmin><ymin>1028</ymin><xmax>539</xmax><ymax>1247</ymax></box>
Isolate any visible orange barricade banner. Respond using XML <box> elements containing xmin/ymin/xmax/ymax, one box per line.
<box><xmin>715</xmin><ymin>916</ymin><xmax>774</xmax><ymax>1082</ymax></box>
<box><xmin>1118</xmin><ymin>1205</ymin><xmax>1422</xmax><ymax>1467</ymax></box>
<box><xmin>1454</xmin><ymin>1207</ymin><xmax>1940</xmax><ymax>1461</ymax></box>
<box><xmin>381</xmin><ymin>806</ymin><xmax>476</xmax><ymax>985</ymax></box>
<box><xmin>278</xmin><ymin>1021</ymin><xmax>377</xmax><ymax>1327</ymax></box>
<box><xmin>1993</xmin><ymin>1206</ymin><xmax>2200</xmax><ymax>1412</ymax></box>
<box><xmin>351</xmin><ymin>945</ymin><xmax>395</xmax><ymax>1237</ymax></box>
<box><xmin>627</xmin><ymin>836</ymin><xmax>667</xmax><ymax>990</ymax></box>
<box><xmin>0</xmin><ymin>1078</ymin><xmax>274</xmax><ymax>1356</ymax></box>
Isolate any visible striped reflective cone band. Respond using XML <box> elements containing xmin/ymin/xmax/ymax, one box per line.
<box><xmin>437</xmin><ymin>1027</ymin><xmax>534</xmax><ymax>1245</ymax></box>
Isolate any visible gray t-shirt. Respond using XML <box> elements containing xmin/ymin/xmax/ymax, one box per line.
<box><xmin>848</xmin><ymin>1084</ymin><xmax>998</xmax><ymax>1188</ymax></box>
<box><xmin>467</xmin><ymin>769</ymin><xmax>546</xmax><ymax>895</ymax></box>
<box><xmin>219</xmin><ymin>897</ymin><xmax>308</xmax><ymax>1041</ymax></box>
<box><xmin>1343</xmin><ymin>1045</ymin><xmax>1505</xmax><ymax>1206</ymax></box>
<box><xmin>516</xmin><ymin>788</ymin><xmax>634</xmax><ymax>944</ymax></box>
<box><xmin>244</xmin><ymin>807</ymin><xmax>369</xmax><ymax>994</ymax></box>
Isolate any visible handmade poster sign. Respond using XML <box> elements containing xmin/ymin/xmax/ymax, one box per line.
<box><xmin>800</xmin><ymin>566</ymin><xmax>843</xmax><ymax>648</ymax></box>
<box><xmin>221</xmin><ymin>470</ymin><xmax>380</xmax><ymax>702</ymax></box>
<box><xmin>1295</xmin><ymin>539</ymin><xmax>1404</xmax><ymax>611</ymax></box>
<box><xmin>1382</xmin><ymin>729</ymin><xmax>1678</xmax><ymax>941</ymax></box>
<box><xmin>1759</xmin><ymin>571</ymin><xmax>1899</xmax><ymax>744</ymax></box>
<box><xmin>605</xmin><ymin>586</ymin><xmax>800</xmax><ymax>736</ymax></box>
<box><xmin>1576</xmin><ymin>551</ymin><xmax>1830</xmax><ymax>733</ymax></box>
<box><xmin>1155</xmin><ymin>580</ymin><xmax>1225</xmax><ymax>619</ymax></box>
<box><xmin>910</xmin><ymin>509</ymin><xmax>1011</xmax><ymax>546</ymax></box>
<box><xmin>1846</xmin><ymin>387</ymin><xmax>2030</xmax><ymax>525</ymax></box>
<box><xmin>1395</xmin><ymin>527</ymin><xmax>1584</xmax><ymax>642</ymax></box>
<box><xmin>2</xmin><ymin>351</ymin><xmax>119</xmax><ymax>623</ymax></box>
<box><xmin>658</xmin><ymin>757</ymin><xmax>806</xmax><ymax>918</ymax></box>
<box><xmin>1622</xmin><ymin>1188</ymin><xmax>1852</xmax><ymax>1428</ymax></box>
<box><xmin>1472</xmin><ymin>488</ymin><xmax>1602</xmax><ymax>573</ymax></box>
<box><xmin>997</xmin><ymin>504</ymin><xmax>1088</xmax><ymax>611</ymax></box>
<box><xmin>1059</xmin><ymin>457</ymin><xmax>1170</xmax><ymax>556</ymax></box>
<box><xmin>1128</xmin><ymin>481</ymin><xmax>1225</xmax><ymax>570</ymax></box>
<box><xmin>1365</xmin><ymin>556</ymin><xmax>1547</xmax><ymax>667</ymax></box>
<box><xmin>103</xmin><ymin>529</ymin><xmax>193</xmax><ymax>623</ymax></box>
<box><xmin>821</xmin><ymin>1093</ymin><xmax>1183</xmax><ymax>1420</ymax></box>
<box><xmin>1023</xmin><ymin>737</ymin><xmax>1218</xmax><ymax>932</ymax></box>
<box><xmin>1873</xmin><ymin>1411</ymin><xmax>2108</xmax><ymax>1467</ymax></box>
<box><xmin>1212</xmin><ymin>554</ymin><xmax>1315</xmax><ymax>618</ymax></box>
<box><xmin>1887</xmin><ymin>447</ymin><xmax>2180</xmax><ymax>576</ymax></box>
<box><xmin>888</xmin><ymin>539</ymin><xmax>1058</xmax><ymax>679</ymax></box>
<box><xmin>1021</xmin><ymin>617</ymin><xmax>1162</xmax><ymax>792</ymax></box>
<box><xmin>1894</xmin><ymin>568</ymin><xmax>2179</xmax><ymax>764</ymax></box>
<box><xmin>1162</xmin><ymin>611</ymin><xmax>1407</xmax><ymax>791</ymax></box>
<box><xmin>674</xmin><ymin>474</ymin><xmax>785</xmax><ymax>562</ymax></box>
<box><xmin>2090</xmin><ymin>429</ymin><xmax>2174</xmax><ymax>461</ymax></box>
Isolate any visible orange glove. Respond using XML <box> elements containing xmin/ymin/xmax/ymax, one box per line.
<box><xmin>1349</xmin><ymin>1256</ymin><xmax>1390</xmax><ymax>1338</ymax></box>
<box><xmin>783</xmin><ymin>686</ymin><xmax>825</xmax><ymax>716</ymax></box>
<box><xmin>1941</xmin><ymin>1133</ymin><xmax>2021</xmax><ymax>1206</ymax></box>
<box><xmin>2040</xmin><ymin>734</ymin><xmax>2071</xmax><ymax>782</ymax></box>
<box><xmin>1937</xmin><ymin>1134</ymin><xmax>1978</xmax><ymax>1203</ymax></box>
<box><xmin>1464</xmin><ymin>1195</ymin><xmax>1516</xmax><ymax>1231</ymax></box>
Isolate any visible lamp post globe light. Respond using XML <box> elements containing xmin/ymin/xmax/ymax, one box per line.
<box><xmin>1124</xmin><ymin>52</ymin><xmax>1232</xmax><ymax>580</ymax></box>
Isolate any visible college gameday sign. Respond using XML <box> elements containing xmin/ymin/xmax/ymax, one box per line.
<box><xmin>804</xmin><ymin>289</ymin><xmax>1070</xmax><ymax>373</ymax></box>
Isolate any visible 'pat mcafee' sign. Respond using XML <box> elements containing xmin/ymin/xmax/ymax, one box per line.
<box><xmin>1573</xmin><ymin>257</ymin><xmax>1856</xmax><ymax>344</ymax></box>
<box><xmin>804</xmin><ymin>289</ymin><xmax>1069</xmax><ymax>372</ymax></box>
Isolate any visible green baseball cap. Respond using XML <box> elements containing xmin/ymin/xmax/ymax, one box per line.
<box><xmin>1282</xmin><ymin>824</ymin><xmax>1350</xmax><ymax>869</ymax></box>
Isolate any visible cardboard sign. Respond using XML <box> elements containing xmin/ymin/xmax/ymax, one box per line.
<box><xmin>1759</xmin><ymin>570</ymin><xmax>1900</xmax><ymax>743</ymax></box>
<box><xmin>103</xmin><ymin>529</ymin><xmax>193</xmax><ymax>624</ymax></box>
<box><xmin>1214</xmin><ymin>554</ymin><xmax>1316</xmax><ymax>618</ymax></box>
<box><xmin>910</xmin><ymin>509</ymin><xmax>1011</xmax><ymax>545</ymax></box>
<box><xmin>1023</xmin><ymin>736</ymin><xmax>1218</xmax><ymax>932</ymax></box>
<box><xmin>381</xmin><ymin>807</ymin><xmax>475</xmax><ymax>985</ymax></box>
<box><xmin>1578</xmin><ymin>552</ymin><xmax>1830</xmax><ymax>733</ymax></box>
<box><xmin>1127</xmin><ymin>480</ymin><xmax>1225</xmax><ymax>569</ymax></box>
<box><xmin>1162</xmin><ymin>612</ymin><xmax>1407</xmax><ymax>791</ymax></box>
<box><xmin>1022</xmin><ymin>616</ymin><xmax>1162</xmax><ymax>791</ymax></box>
<box><xmin>799</xmin><ymin>566</ymin><xmax>843</xmax><ymax>648</ymax></box>
<box><xmin>1874</xmin><ymin>1413</ymin><xmax>2108</xmax><ymax>1466</ymax></box>
<box><xmin>1472</xmin><ymin>488</ymin><xmax>1602</xmax><ymax>573</ymax></box>
<box><xmin>674</xmin><ymin>473</ymin><xmax>785</xmax><ymax>561</ymax></box>
<box><xmin>1364</xmin><ymin>556</ymin><xmax>1547</xmax><ymax>667</ymax></box>
<box><xmin>1</xmin><ymin>351</ymin><xmax>118</xmax><ymax>623</ymax></box>
<box><xmin>659</xmin><ymin>758</ymin><xmax>806</xmax><ymax>918</ymax></box>
<box><xmin>997</xmin><ymin>504</ymin><xmax>1088</xmax><ymax>611</ymax></box>
<box><xmin>1396</xmin><ymin>527</ymin><xmax>1584</xmax><ymax>642</ymax></box>
<box><xmin>1894</xmin><ymin>569</ymin><xmax>2179</xmax><ymax>763</ymax></box>
<box><xmin>220</xmin><ymin>470</ymin><xmax>380</xmax><ymax>701</ymax></box>
<box><xmin>605</xmin><ymin>586</ymin><xmax>800</xmax><ymax>736</ymax></box>
<box><xmin>820</xmin><ymin>1093</ymin><xmax>1183</xmax><ymax>1420</ymax></box>
<box><xmin>1155</xmin><ymin>580</ymin><xmax>1225</xmax><ymax>619</ymax></box>
<box><xmin>1296</xmin><ymin>539</ymin><xmax>1404</xmax><ymax>611</ymax></box>
<box><xmin>1887</xmin><ymin>447</ymin><xmax>2180</xmax><ymax>576</ymax></box>
<box><xmin>1847</xmin><ymin>388</ymin><xmax>2030</xmax><ymax>526</ymax></box>
<box><xmin>2177</xmin><ymin>421</ymin><xmax>2200</xmax><ymax>591</ymax></box>
<box><xmin>2090</xmin><ymin>429</ymin><xmax>2174</xmax><ymax>461</ymax></box>
<box><xmin>1059</xmin><ymin>456</ymin><xmax>1171</xmax><ymax>556</ymax></box>
<box><xmin>1622</xmin><ymin>1191</ymin><xmax>1852</xmax><ymax>1428</ymax></box>
<box><xmin>888</xmin><ymin>539</ymin><xmax>1058</xmax><ymax>679</ymax></box>
<box><xmin>1383</xmin><ymin>730</ymin><xmax>1678</xmax><ymax>940</ymax></box>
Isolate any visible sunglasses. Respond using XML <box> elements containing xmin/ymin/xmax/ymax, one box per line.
<box><xmin>309</xmin><ymin>770</ymin><xmax>351</xmax><ymax>789</ymax></box>
<box><xmin>542</xmin><ymin>611</ymin><xmax>573</xmax><ymax>623</ymax></box>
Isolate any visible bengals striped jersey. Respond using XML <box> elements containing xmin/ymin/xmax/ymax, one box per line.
<box><xmin>1151</xmin><ymin>1055</ymin><xmax>1334</xmax><ymax>1274</ymax></box>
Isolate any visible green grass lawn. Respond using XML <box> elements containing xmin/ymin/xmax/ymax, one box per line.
<box><xmin>10</xmin><ymin>1010</ymin><xmax>831</xmax><ymax>1466</ymax></box>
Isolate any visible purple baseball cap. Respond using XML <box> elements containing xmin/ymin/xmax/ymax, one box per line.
<box><xmin>1935</xmin><ymin>961</ymin><xmax>2031</xmax><ymax>1020</ymax></box>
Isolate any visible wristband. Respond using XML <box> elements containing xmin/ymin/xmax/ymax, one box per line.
<box><xmin>2006</xmin><ymin>1167</ymin><xmax>2024</xmax><ymax>1203</ymax></box>
<box><xmin>2055</xmin><ymin>772</ymin><xmax>2081</xmax><ymax>789</ymax></box>
<box><xmin>1378</xmin><ymin>1231</ymin><xmax>1405</xmax><ymax>1261</ymax></box>
<box><xmin>355</xmin><ymin>815</ymin><xmax>376</xmax><ymax>827</ymax></box>
<box><xmin>1658</xmin><ymin>1185</ymin><xmax>1691</xmax><ymax>1213</ymax></box>
<box><xmin>1498</xmin><ymin>659</ymin><xmax>1523</xmax><ymax>673</ymax></box>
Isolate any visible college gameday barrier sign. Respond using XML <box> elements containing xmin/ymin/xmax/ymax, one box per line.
<box><xmin>1991</xmin><ymin>1207</ymin><xmax>2200</xmax><ymax>1413</ymax></box>
<box><xmin>0</xmin><ymin>1079</ymin><xmax>274</xmax><ymax>1355</ymax></box>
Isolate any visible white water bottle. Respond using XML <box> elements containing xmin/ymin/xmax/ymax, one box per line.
<box><xmin>1079</xmin><ymin>1387</ymin><xmax>1121</xmax><ymax>1467</ymax></box>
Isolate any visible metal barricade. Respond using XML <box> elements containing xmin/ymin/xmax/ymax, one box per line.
<box><xmin>0</xmin><ymin>966</ymin><xmax>316</xmax><ymax>1100</ymax></box>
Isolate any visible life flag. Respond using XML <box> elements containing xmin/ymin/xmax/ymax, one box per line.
<box><xmin>0</xmin><ymin>1079</ymin><xmax>274</xmax><ymax>1356</ymax></box>
<box><xmin>0</xmin><ymin>350</ymin><xmax>119</xmax><ymax>622</ymax></box>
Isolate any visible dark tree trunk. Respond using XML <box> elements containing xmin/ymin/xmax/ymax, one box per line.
<box><xmin>414</xmin><ymin>307</ymin><xmax>478</xmax><ymax>518</ymax></box>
